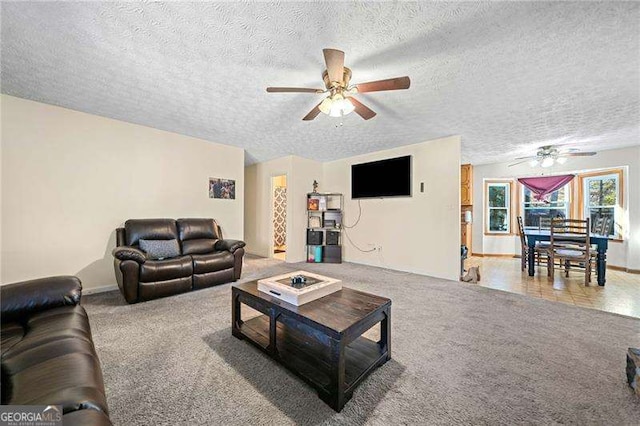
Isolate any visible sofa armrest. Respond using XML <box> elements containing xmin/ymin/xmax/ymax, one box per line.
<box><xmin>1</xmin><ymin>276</ymin><xmax>82</xmax><ymax>322</ymax></box>
<box><xmin>112</xmin><ymin>246</ymin><xmax>147</xmax><ymax>264</ymax></box>
<box><xmin>214</xmin><ymin>239</ymin><xmax>246</xmax><ymax>253</ymax></box>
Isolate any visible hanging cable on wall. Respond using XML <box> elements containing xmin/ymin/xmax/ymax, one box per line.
<box><xmin>342</xmin><ymin>199</ymin><xmax>363</xmax><ymax>229</ymax></box>
<box><xmin>341</xmin><ymin>199</ymin><xmax>376</xmax><ymax>252</ymax></box>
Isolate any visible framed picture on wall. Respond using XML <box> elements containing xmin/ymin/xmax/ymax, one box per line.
<box><xmin>307</xmin><ymin>198</ymin><xmax>319</xmax><ymax>210</ymax></box>
<box><xmin>209</xmin><ymin>178</ymin><xmax>236</xmax><ymax>199</ymax></box>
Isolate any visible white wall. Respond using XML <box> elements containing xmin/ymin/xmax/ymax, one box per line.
<box><xmin>1</xmin><ymin>95</ymin><xmax>245</xmax><ymax>290</ymax></box>
<box><xmin>323</xmin><ymin>136</ymin><xmax>461</xmax><ymax>281</ymax></box>
<box><xmin>471</xmin><ymin>145</ymin><xmax>640</xmax><ymax>270</ymax></box>
<box><xmin>244</xmin><ymin>156</ymin><xmax>293</xmax><ymax>258</ymax></box>
<box><xmin>244</xmin><ymin>155</ymin><xmax>323</xmax><ymax>262</ymax></box>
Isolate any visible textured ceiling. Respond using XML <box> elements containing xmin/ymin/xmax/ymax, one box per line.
<box><xmin>2</xmin><ymin>2</ymin><xmax>639</xmax><ymax>165</ymax></box>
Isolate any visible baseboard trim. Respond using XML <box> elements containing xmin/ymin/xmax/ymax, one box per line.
<box><xmin>608</xmin><ymin>265</ymin><xmax>640</xmax><ymax>274</ymax></box>
<box><xmin>471</xmin><ymin>253</ymin><xmax>518</xmax><ymax>258</ymax></box>
<box><xmin>84</xmin><ymin>284</ymin><xmax>118</xmax><ymax>295</ymax></box>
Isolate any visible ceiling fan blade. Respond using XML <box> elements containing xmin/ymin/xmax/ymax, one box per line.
<box><xmin>323</xmin><ymin>48</ymin><xmax>345</xmax><ymax>83</ymax></box>
<box><xmin>508</xmin><ymin>159</ymin><xmax>532</xmax><ymax>167</ymax></box>
<box><xmin>513</xmin><ymin>156</ymin><xmax>538</xmax><ymax>161</ymax></box>
<box><xmin>302</xmin><ymin>102</ymin><xmax>323</xmax><ymax>121</ymax></box>
<box><xmin>348</xmin><ymin>97</ymin><xmax>377</xmax><ymax>120</ymax></box>
<box><xmin>267</xmin><ymin>87</ymin><xmax>323</xmax><ymax>93</ymax></box>
<box><xmin>355</xmin><ymin>76</ymin><xmax>411</xmax><ymax>93</ymax></box>
<box><xmin>561</xmin><ymin>152</ymin><xmax>597</xmax><ymax>157</ymax></box>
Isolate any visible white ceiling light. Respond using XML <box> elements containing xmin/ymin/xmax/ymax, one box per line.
<box><xmin>540</xmin><ymin>157</ymin><xmax>555</xmax><ymax>168</ymax></box>
<box><xmin>556</xmin><ymin>156</ymin><xmax>568</xmax><ymax>164</ymax></box>
<box><xmin>318</xmin><ymin>94</ymin><xmax>355</xmax><ymax>117</ymax></box>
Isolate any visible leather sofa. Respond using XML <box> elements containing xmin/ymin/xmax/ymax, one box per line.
<box><xmin>112</xmin><ymin>218</ymin><xmax>246</xmax><ymax>303</ymax></box>
<box><xmin>1</xmin><ymin>276</ymin><xmax>112</xmax><ymax>426</ymax></box>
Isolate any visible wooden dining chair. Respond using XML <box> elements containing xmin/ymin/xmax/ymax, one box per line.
<box><xmin>517</xmin><ymin>216</ymin><xmax>529</xmax><ymax>271</ymax></box>
<box><xmin>517</xmin><ymin>216</ymin><xmax>548</xmax><ymax>271</ymax></box>
<box><xmin>537</xmin><ymin>217</ymin><xmax>552</xmax><ymax>251</ymax></box>
<box><xmin>538</xmin><ymin>217</ymin><xmax>552</xmax><ymax>231</ymax></box>
<box><xmin>548</xmin><ymin>218</ymin><xmax>591</xmax><ymax>285</ymax></box>
<box><xmin>590</xmin><ymin>215</ymin><xmax>611</xmax><ymax>274</ymax></box>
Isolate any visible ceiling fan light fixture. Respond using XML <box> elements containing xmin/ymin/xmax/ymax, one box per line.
<box><xmin>556</xmin><ymin>156</ymin><xmax>568</xmax><ymax>164</ymax></box>
<box><xmin>329</xmin><ymin>97</ymin><xmax>354</xmax><ymax>117</ymax></box>
<box><xmin>319</xmin><ymin>94</ymin><xmax>355</xmax><ymax>117</ymax></box>
<box><xmin>529</xmin><ymin>159</ymin><xmax>540</xmax><ymax>167</ymax></box>
<box><xmin>318</xmin><ymin>97</ymin><xmax>333</xmax><ymax>115</ymax></box>
<box><xmin>541</xmin><ymin>157</ymin><xmax>555</xmax><ymax>168</ymax></box>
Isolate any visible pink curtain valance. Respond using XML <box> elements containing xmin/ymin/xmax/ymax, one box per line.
<box><xmin>518</xmin><ymin>174</ymin><xmax>574</xmax><ymax>202</ymax></box>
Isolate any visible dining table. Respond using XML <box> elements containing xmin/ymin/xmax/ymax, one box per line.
<box><xmin>524</xmin><ymin>229</ymin><xmax>609</xmax><ymax>286</ymax></box>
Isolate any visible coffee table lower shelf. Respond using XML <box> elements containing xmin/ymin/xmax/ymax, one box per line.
<box><xmin>239</xmin><ymin>315</ymin><xmax>386</xmax><ymax>392</ymax></box>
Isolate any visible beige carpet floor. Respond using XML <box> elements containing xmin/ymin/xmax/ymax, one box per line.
<box><xmin>84</xmin><ymin>255</ymin><xmax>640</xmax><ymax>425</ymax></box>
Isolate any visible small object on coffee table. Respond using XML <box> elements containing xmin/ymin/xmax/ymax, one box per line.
<box><xmin>290</xmin><ymin>275</ymin><xmax>307</xmax><ymax>288</ymax></box>
<box><xmin>258</xmin><ymin>271</ymin><xmax>341</xmax><ymax>306</ymax></box>
<box><xmin>232</xmin><ymin>280</ymin><xmax>391</xmax><ymax>412</ymax></box>
<box><xmin>628</xmin><ymin>347</ymin><xmax>640</xmax><ymax>397</ymax></box>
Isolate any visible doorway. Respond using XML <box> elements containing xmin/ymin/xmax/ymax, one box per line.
<box><xmin>272</xmin><ymin>175</ymin><xmax>287</xmax><ymax>261</ymax></box>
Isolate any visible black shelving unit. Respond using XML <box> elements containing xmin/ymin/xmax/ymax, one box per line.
<box><xmin>306</xmin><ymin>192</ymin><xmax>343</xmax><ymax>263</ymax></box>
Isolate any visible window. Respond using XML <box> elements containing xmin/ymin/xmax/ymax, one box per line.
<box><xmin>521</xmin><ymin>184</ymin><xmax>570</xmax><ymax>229</ymax></box>
<box><xmin>486</xmin><ymin>182</ymin><xmax>511</xmax><ymax>233</ymax></box>
<box><xmin>582</xmin><ymin>172</ymin><xmax>621</xmax><ymax>237</ymax></box>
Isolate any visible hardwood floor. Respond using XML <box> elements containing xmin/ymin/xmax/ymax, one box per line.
<box><xmin>463</xmin><ymin>256</ymin><xmax>640</xmax><ymax>318</ymax></box>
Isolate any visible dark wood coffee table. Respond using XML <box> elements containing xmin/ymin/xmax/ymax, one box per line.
<box><xmin>232</xmin><ymin>280</ymin><xmax>391</xmax><ymax>412</ymax></box>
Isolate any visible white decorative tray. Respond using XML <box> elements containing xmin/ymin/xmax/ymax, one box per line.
<box><xmin>257</xmin><ymin>271</ymin><xmax>342</xmax><ymax>306</ymax></box>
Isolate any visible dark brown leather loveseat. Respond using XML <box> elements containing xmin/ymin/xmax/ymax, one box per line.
<box><xmin>1</xmin><ymin>276</ymin><xmax>112</xmax><ymax>425</ymax></box>
<box><xmin>112</xmin><ymin>218</ymin><xmax>246</xmax><ymax>304</ymax></box>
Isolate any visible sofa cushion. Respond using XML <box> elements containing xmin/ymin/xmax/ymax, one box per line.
<box><xmin>3</xmin><ymin>306</ymin><xmax>92</xmax><ymax>359</ymax></box>
<box><xmin>192</xmin><ymin>251</ymin><xmax>235</xmax><ymax>274</ymax></box>
<box><xmin>1</xmin><ymin>276</ymin><xmax>82</xmax><ymax>323</ymax></box>
<box><xmin>139</xmin><ymin>239</ymin><xmax>180</xmax><ymax>260</ymax></box>
<box><xmin>1</xmin><ymin>305</ymin><xmax>109</xmax><ymax>417</ymax></box>
<box><xmin>181</xmin><ymin>238</ymin><xmax>218</xmax><ymax>255</ymax></box>
<box><xmin>6</xmin><ymin>352</ymin><xmax>108</xmax><ymax>413</ymax></box>
<box><xmin>177</xmin><ymin>218</ymin><xmax>220</xmax><ymax>240</ymax></box>
<box><xmin>139</xmin><ymin>256</ymin><xmax>193</xmax><ymax>282</ymax></box>
<box><xmin>1</xmin><ymin>322</ymin><xmax>24</xmax><ymax>357</ymax></box>
<box><xmin>124</xmin><ymin>219</ymin><xmax>178</xmax><ymax>246</ymax></box>
<box><xmin>4</xmin><ymin>337</ymin><xmax>97</xmax><ymax>376</ymax></box>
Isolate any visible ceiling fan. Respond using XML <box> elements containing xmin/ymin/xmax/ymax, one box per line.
<box><xmin>509</xmin><ymin>145</ymin><xmax>597</xmax><ymax>168</ymax></box>
<box><xmin>266</xmin><ymin>48</ymin><xmax>410</xmax><ymax>121</ymax></box>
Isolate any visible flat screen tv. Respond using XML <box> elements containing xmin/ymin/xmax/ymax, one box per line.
<box><xmin>351</xmin><ymin>155</ymin><xmax>411</xmax><ymax>199</ymax></box>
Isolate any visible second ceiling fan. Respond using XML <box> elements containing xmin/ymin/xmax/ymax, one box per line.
<box><xmin>266</xmin><ymin>48</ymin><xmax>410</xmax><ymax>121</ymax></box>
